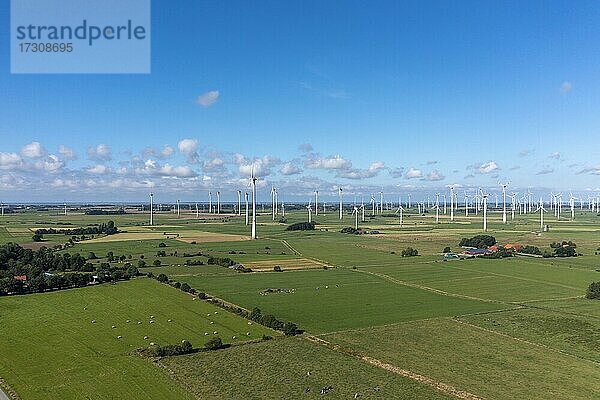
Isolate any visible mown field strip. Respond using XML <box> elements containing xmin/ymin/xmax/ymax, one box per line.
<box><xmin>305</xmin><ymin>335</ymin><xmax>484</xmax><ymax>400</ymax></box>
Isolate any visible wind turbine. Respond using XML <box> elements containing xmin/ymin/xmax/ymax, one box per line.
<box><xmin>271</xmin><ymin>186</ymin><xmax>276</xmax><ymax>221</ymax></box>
<box><xmin>480</xmin><ymin>189</ymin><xmax>489</xmax><ymax>232</ymax></box>
<box><xmin>395</xmin><ymin>204</ymin><xmax>405</xmax><ymax>226</ymax></box>
<box><xmin>0</xmin><ymin>202</ymin><xmax>4</xmax><ymax>217</ymax></box>
<box><xmin>360</xmin><ymin>200</ymin><xmax>365</xmax><ymax>222</ymax></box>
<box><xmin>569</xmin><ymin>192</ymin><xmax>577</xmax><ymax>220</ymax></box>
<box><xmin>244</xmin><ymin>192</ymin><xmax>249</xmax><ymax>225</ymax></box>
<box><xmin>237</xmin><ymin>190</ymin><xmax>242</xmax><ymax>216</ymax></box>
<box><xmin>379</xmin><ymin>191</ymin><xmax>384</xmax><ymax>215</ymax></box>
<box><xmin>149</xmin><ymin>193</ymin><xmax>154</xmax><ymax>226</ymax></box>
<box><xmin>351</xmin><ymin>205</ymin><xmax>359</xmax><ymax>229</ymax></box>
<box><xmin>314</xmin><ymin>190</ymin><xmax>319</xmax><ymax>215</ymax></box>
<box><xmin>443</xmin><ymin>194</ymin><xmax>447</xmax><ymax>214</ymax></box>
<box><xmin>535</xmin><ymin>198</ymin><xmax>548</xmax><ymax>230</ymax></box>
<box><xmin>339</xmin><ymin>188</ymin><xmax>343</xmax><ymax>220</ymax></box>
<box><xmin>449</xmin><ymin>186</ymin><xmax>455</xmax><ymax>221</ymax></box>
<box><xmin>195</xmin><ymin>202</ymin><xmax>199</xmax><ymax>218</ymax></box>
<box><xmin>510</xmin><ymin>192</ymin><xmax>517</xmax><ymax>220</ymax></box>
<box><xmin>432</xmin><ymin>203</ymin><xmax>440</xmax><ymax>224</ymax></box>
<box><xmin>282</xmin><ymin>202</ymin><xmax>285</xmax><ymax>217</ymax></box>
<box><xmin>500</xmin><ymin>181</ymin><xmax>509</xmax><ymax>224</ymax></box>
<box><xmin>407</xmin><ymin>194</ymin><xmax>411</xmax><ymax>208</ymax></box>
<box><xmin>464</xmin><ymin>192</ymin><xmax>470</xmax><ymax>217</ymax></box>
<box><xmin>306</xmin><ymin>202</ymin><xmax>313</xmax><ymax>223</ymax></box>
<box><xmin>64</xmin><ymin>202</ymin><xmax>67</xmax><ymax>216</ymax></box>
<box><xmin>208</xmin><ymin>191</ymin><xmax>212</xmax><ymax>214</ymax></box>
<box><xmin>177</xmin><ymin>199</ymin><xmax>180</xmax><ymax>217</ymax></box>
<box><xmin>370</xmin><ymin>194</ymin><xmax>376</xmax><ymax>216</ymax></box>
<box><xmin>250</xmin><ymin>169</ymin><xmax>257</xmax><ymax>239</ymax></box>
<box><xmin>216</xmin><ymin>192</ymin><xmax>221</xmax><ymax>214</ymax></box>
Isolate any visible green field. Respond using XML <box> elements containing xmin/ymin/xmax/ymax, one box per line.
<box><xmin>0</xmin><ymin>278</ymin><xmax>274</xmax><ymax>400</ymax></box>
<box><xmin>2</xmin><ymin>207</ymin><xmax>600</xmax><ymax>399</ymax></box>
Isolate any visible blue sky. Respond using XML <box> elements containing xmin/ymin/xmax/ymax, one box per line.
<box><xmin>1</xmin><ymin>0</ymin><xmax>600</xmax><ymax>202</ymax></box>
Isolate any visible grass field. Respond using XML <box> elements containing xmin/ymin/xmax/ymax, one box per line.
<box><xmin>0</xmin><ymin>278</ymin><xmax>274</xmax><ymax>400</ymax></box>
<box><xmin>2</xmin><ymin>207</ymin><xmax>600</xmax><ymax>399</ymax></box>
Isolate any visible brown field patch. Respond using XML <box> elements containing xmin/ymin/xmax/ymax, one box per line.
<box><xmin>245</xmin><ymin>258</ymin><xmax>324</xmax><ymax>271</ymax></box>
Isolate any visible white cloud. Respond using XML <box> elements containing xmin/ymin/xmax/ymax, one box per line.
<box><xmin>135</xmin><ymin>159</ymin><xmax>197</xmax><ymax>178</ymax></box>
<box><xmin>560</xmin><ymin>81</ymin><xmax>572</xmax><ymax>94</ymax></box>
<box><xmin>87</xmin><ymin>144</ymin><xmax>112</xmax><ymax>161</ymax></box>
<box><xmin>281</xmin><ymin>162</ymin><xmax>301</xmax><ymax>175</ymax></box>
<box><xmin>423</xmin><ymin>169</ymin><xmax>445</xmax><ymax>181</ymax></box>
<box><xmin>88</xmin><ymin>164</ymin><xmax>110</xmax><ymax>174</ymax></box>
<box><xmin>178</xmin><ymin>138</ymin><xmax>199</xmax><ymax>163</ymax></box>
<box><xmin>478</xmin><ymin>161</ymin><xmax>499</xmax><ymax>174</ymax></box>
<box><xmin>0</xmin><ymin>152</ymin><xmax>23</xmax><ymax>170</ymax></box>
<box><xmin>21</xmin><ymin>142</ymin><xmax>46</xmax><ymax>158</ymax></box>
<box><xmin>549</xmin><ymin>152</ymin><xmax>561</xmax><ymax>160</ymax></box>
<box><xmin>305</xmin><ymin>154</ymin><xmax>352</xmax><ymax>170</ymax></box>
<box><xmin>338</xmin><ymin>161</ymin><xmax>386</xmax><ymax>179</ymax></box>
<box><xmin>196</xmin><ymin>90</ymin><xmax>219</xmax><ymax>107</ymax></box>
<box><xmin>35</xmin><ymin>154</ymin><xmax>63</xmax><ymax>172</ymax></box>
<box><xmin>160</xmin><ymin>145</ymin><xmax>174</xmax><ymax>158</ymax></box>
<box><xmin>405</xmin><ymin>168</ymin><xmax>422</xmax><ymax>179</ymax></box>
<box><xmin>203</xmin><ymin>157</ymin><xmax>225</xmax><ymax>173</ymax></box>
<box><xmin>536</xmin><ymin>167</ymin><xmax>554</xmax><ymax>175</ymax></box>
<box><xmin>236</xmin><ymin>154</ymin><xmax>279</xmax><ymax>177</ymax></box>
<box><xmin>58</xmin><ymin>145</ymin><xmax>76</xmax><ymax>160</ymax></box>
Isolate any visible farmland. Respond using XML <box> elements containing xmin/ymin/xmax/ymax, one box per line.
<box><xmin>1</xmin><ymin>206</ymin><xmax>600</xmax><ymax>399</ymax></box>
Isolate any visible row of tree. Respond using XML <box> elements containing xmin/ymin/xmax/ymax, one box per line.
<box><xmin>33</xmin><ymin>221</ymin><xmax>119</xmax><ymax>241</ymax></box>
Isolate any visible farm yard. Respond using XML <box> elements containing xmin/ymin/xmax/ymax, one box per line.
<box><xmin>1</xmin><ymin>206</ymin><xmax>600</xmax><ymax>399</ymax></box>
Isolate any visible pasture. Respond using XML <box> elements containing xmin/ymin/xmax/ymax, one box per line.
<box><xmin>1</xmin><ymin>206</ymin><xmax>600</xmax><ymax>399</ymax></box>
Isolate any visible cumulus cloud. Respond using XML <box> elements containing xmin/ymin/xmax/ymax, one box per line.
<box><xmin>0</xmin><ymin>152</ymin><xmax>23</xmax><ymax>170</ymax></box>
<box><xmin>478</xmin><ymin>161</ymin><xmax>499</xmax><ymax>174</ymax></box>
<box><xmin>178</xmin><ymin>138</ymin><xmax>200</xmax><ymax>164</ymax></box>
<box><xmin>560</xmin><ymin>81</ymin><xmax>572</xmax><ymax>94</ymax></box>
<box><xmin>87</xmin><ymin>144</ymin><xmax>112</xmax><ymax>161</ymax></box>
<box><xmin>88</xmin><ymin>164</ymin><xmax>110</xmax><ymax>174</ymax></box>
<box><xmin>202</xmin><ymin>156</ymin><xmax>225</xmax><ymax>173</ymax></box>
<box><xmin>405</xmin><ymin>168</ymin><xmax>422</xmax><ymax>179</ymax></box>
<box><xmin>235</xmin><ymin>154</ymin><xmax>279</xmax><ymax>177</ymax></box>
<box><xmin>338</xmin><ymin>161</ymin><xmax>386</xmax><ymax>180</ymax></box>
<box><xmin>305</xmin><ymin>154</ymin><xmax>352</xmax><ymax>170</ymax></box>
<box><xmin>281</xmin><ymin>162</ymin><xmax>301</xmax><ymax>175</ymax></box>
<box><xmin>21</xmin><ymin>142</ymin><xmax>46</xmax><ymax>158</ymax></box>
<box><xmin>35</xmin><ymin>155</ymin><xmax>63</xmax><ymax>172</ymax></box>
<box><xmin>196</xmin><ymin>90</ymin><xmax>219</xmax><ymax>107</ymax></box>
<box><xmin>422</xmin><ymin>169</ymin><xmax>445</xmax><ymax>181</ymax></box>
<box><xmin>549</xmin><ymin>152</ymin><xmax>561</xmax><ymax>160</ymax></box>
<box><xmin>576</xmin><ymin>165</ymin><xmax>600</xmax><ymax>175</ymax></box>
<box><xmin>58</xmin><ymin>145</ymin><xmax>76</xmax><ymax>160</ymax></box>
<box><xmin>135</xmin><ymin>159</ymin><xmax>197</xmax><ymax>178</ymax></box>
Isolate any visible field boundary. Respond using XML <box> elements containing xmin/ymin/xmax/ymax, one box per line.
<box><xmin>0</xmin><ymin>377</ymin><xmax>20</xmax><ymax>400</ymax></box>
<box><xmin>304</xmin><ymin>336</ymin><xmax>484</xmax><ymax>400</ymax></box>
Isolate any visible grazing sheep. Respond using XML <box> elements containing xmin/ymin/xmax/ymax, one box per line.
<box><xmin>247</xmin><ymin>322</ymin><xmax>252</xmax><ymax>325</ymax></box>
<box><xmin>213</xmin><ymin>331</ymin><xmax>218</xmax><ymax>334</ymax></box>
<box><xmin>214</xmin><ymin>311</ymin><xmax>218</xmax><ymax>314</ymax></box>
<box><xmin>207</xmin><ymin>313</ymin><xmax>211</xmax><ymax>316</ymax></box>
<box><xmin>91</xmin><ymin>320</ymin><xmax>96</xmax><ymax>323</ymax></box>
<box><xmin>126</xmin><ymin>320</ymin><xmax>130</xmax><ymax>323</ymax></box>
<box><xmin>150</xmin><ymin>315</ymin><xmax>155</xmax><ymax>319</ymax></box>
<box><xmin>112</xmin><ymin>325</ymin><xmax>116</xmax><ymax>329</ymax></box>
<box><xmin>232</xmin><ymin>336</ymin><xmax>236</xmax><ymax>339</ymax></box>
<box><xmin>149</xmin><ymin>320</ymin><xmax>154</xmax><ymax>324</ymax></box>
<box><xmin>246</xmin><ymin>332</ymin><xmax>250</xmax><ymax>336</ymax></box>
<box><xmin>138</xmin><ymin>321</ymin><xmax>142</xmax><ymax>324</ymax></box>
<box><xmin>143</xmin><ymin>336</ymin><xmax>148</xmax><ymax>340</ymax></box>
<box><xmin>150</xmin><ymin>342</ymin><xmax>155</xmax><ymax>346</ymax></box>
<box><xmin>83</xmin><ymin>307</ymin><xmax>87</xmax><ymax>310</ymax></box>
<box><xmin>167</xmin><ymin>319</ymin><xmax>172</xmax><ymax>322</ymax></box>
<box><xmin>205</xmin><ymin>332</ymin><xmax>209</xmax><ymax>335</ymax></box>
<box><xmin>210</xmin><ymin>321</ymin><xmax>214</xmax><ymax>324</ymax></box>
<box><xmin>117</xmin><ymin>335</ymin><xmax>122</xmax><ymax>339</ymax></box>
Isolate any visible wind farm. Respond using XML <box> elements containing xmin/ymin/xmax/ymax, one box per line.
<box><xmin>2</xmin><ymin>1</ymin><xmax>600</xmax><ymax>399</ymax></box>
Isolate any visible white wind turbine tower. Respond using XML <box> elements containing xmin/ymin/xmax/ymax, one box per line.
<box><xmin>569</xmin><ymin>192</ymin><xmax>577</xmax><ymax>220</ymax></box>
<box><xmin>314</xmin><ymin>190</ymin><xmax>319</xmax><ymax>216</ymax></box>
<box><xmin>432</xmin><ymin>203</ymin><xmax>440</xmax><ymax>224</ymax></box>
<box><xmin>480</xmin><ymin>189</ymin><xmax>489</xmax><ymax>232</ymax></box>
<box><xmin>510</xmin><ymin>192</ymin><xmax>517</xmax><ymax>220</ymax></box>
<box><xmin>195</xmin><ymin>202</ymin><xmax>199</xmax><ymax>218</ymax></box>
<box><xmin>149</xmin><ymin>193</ymin><xmax>154</xmax><ymax>226</ymax></box>
<box><xmin>449</xmin><ymin>186</ymin><xmax>455</xmax><ymax>221</ymax></box>
<box><xmin>464</xmin><ymin>192</ymin><xmax>470</xmax><ymax>217</ymax></box>
<box><xmin>535</xmin><ymin>198</ymin><xmax>548</xmax><ymax>230</ymax></box>
<box><xmin>370</xmin><ymin>194</ymin><xmax>376</xmax><ymax>216</ymax></box>
<box><xmin>237</xmin><ymin>190</ymin><xmax>242</xmax><ymax>216</ymax></box>
<box><xmin>417</xmin><ymin>202</ymin><xmax>421</xmax><ymax>214</ymax></box>
<box><xmin>408</xmin><ymin>194</ymin><xmax>411</xmax><ymax>208</ymax></box>
<box><xmin>250</xmin><ymin>168</ymin><xmax>257</xmax><ymax>239</ymax></box>
<box><xmin>0</xmin><ymin>202</ymin><xmax>4</xmax><ymax>217</ymax></box>
<box><xmin>306</xmin><ymin>202</ymin><xmax>313</xmax><ymax>223</ymax></box>
<box><xmin>495</xmin><ymin>193</ymin><xmax>499</xmax><ymax>208</ymax></box>
<box><xmin>443</xmin><ymin>194</ymin><xmax>447</xmax><ymax>214</ymax></box>
<box><xmin>216</xmin><ymin>192</ymin><xmax>221</xmax><ymax>214</ymax></box>
<box><xmin>379</xmin><ymin>191</ymin><xmax>384</xmax><ymax>215</ymax></box>
<box><xmin>64</xmin><ymin>202</ymin><xmax>67</xmax><ymax>216</ymax></box>
<box><xmin>351</xmin><ymin>205</ymin><xmax>359</xmax><ymax>229</ymax></box>
<box><xmin>339</xmin><ymin>188</ymin><xmax>344</xmax><ymax>220</ymax></box>
<box><xmin>176</xmin><ymin>199</ymin><xmax>180</xmax><ymax>217</ymax></box>
<box><xmin>271</xmin><ymin>186</ymin><xmax>276</xmax><ymax>221</ymax></box>
<box><xmin>282</xmin><ymin>202</ymin><xmax>285</xmax><ymax>217</ymax></box>
<box><xmin>208</xmin><ymin>191</ymin><xmax>212</xmax><ymax>214</ymax></box>
<box><xmin>499</xmin><ymin>181</ymin><xmax>509</xmax><ymax>224</ymax></box>
<box><xmin>361</xmin><ymin>200</ymin><xmax>365</xmax><ymax>222</ymax></box>
<box><xmin>244</xmin><ymin>192</ymin><xmax>249</xmax><ymax>225</ymax></box>
<box><xmin>395</xmin><ymin>204</ymin><xmax>405</xmax><ymax>226</ymax></box>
